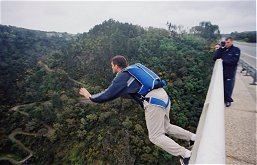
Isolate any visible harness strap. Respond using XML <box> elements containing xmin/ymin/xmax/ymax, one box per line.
<box><xmin>145</xmin><ymin>97</ymin><xmax>170</xmax><ymax>109</ymax></box>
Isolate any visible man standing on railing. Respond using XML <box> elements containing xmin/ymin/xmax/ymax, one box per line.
<box><xmin>213</xmin><ymin>37</ymin><xmax>241</xmax><ymax>107</ymax></box>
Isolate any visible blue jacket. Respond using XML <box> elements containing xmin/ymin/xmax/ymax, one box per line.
<box><xmin>213</xmin><ymin>45</ymin><xmax>240</xmax><ymax>79</ymax></box>
<box><xmin>89</xmin><ymin>71</ymin><xmax>144</xmax><ymax>107</ymax></box>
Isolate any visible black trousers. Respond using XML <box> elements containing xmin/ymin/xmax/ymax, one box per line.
<box><xmin>224</xmin><ymin>71</ymin><xmax>236</xmax><ymax>103</ymax></box>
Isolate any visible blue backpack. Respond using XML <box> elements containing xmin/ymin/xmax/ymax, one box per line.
<box><xmin>124</xmin><ymin>63</ymin><xmax>169</xmax><ymax>109</ymax></box>
<box><xmin>125</xmin><ymin>63</ymin><xmax>167</xmax><ymax>96</ymax></box>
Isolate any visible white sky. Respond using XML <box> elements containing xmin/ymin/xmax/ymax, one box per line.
<box><xmin>1</xmin><ymin>0</ymin><xmax>256</xmax><ymax>34</ymax></box>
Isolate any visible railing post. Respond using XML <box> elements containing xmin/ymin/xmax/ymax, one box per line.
<box><xmin>189</xmin><ymin>59</ymin><xmax>225</xmax><ymax>164</ymax></box>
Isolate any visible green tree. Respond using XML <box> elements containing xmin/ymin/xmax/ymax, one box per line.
<box><xmin>190</xmin><ymin>21</ymin><xmax>220</xmax><ymax>40</ymax></box>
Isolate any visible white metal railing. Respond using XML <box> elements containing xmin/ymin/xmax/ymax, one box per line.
<box><xmin>189</xmin><ymin>59</ymin><xmax>225</xmax><ymax>164</ymax></box>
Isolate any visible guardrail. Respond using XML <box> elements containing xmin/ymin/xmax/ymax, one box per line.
<box><xmin>189</xmin><ymin>59</ymin><xmax>225</xmax><ymax>164</ymax></box>
<box><xmin>239</xmin><ymin>59</ymin><xmax>257</xmax><ymax>85</ymax></box>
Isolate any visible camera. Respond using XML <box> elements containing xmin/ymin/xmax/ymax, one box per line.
<box><xmin>220</xmin><ymin>41</ymin><xmax>225</xmax><ymax>47</ymax></box>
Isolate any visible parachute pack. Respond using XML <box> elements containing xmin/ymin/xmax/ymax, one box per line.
<box><xmin>124</xmin><ymin>63</ymin><xmax>169</xmax><ymax>109</ymax></box>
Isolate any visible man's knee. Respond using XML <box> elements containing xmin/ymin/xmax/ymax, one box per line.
<box><xmin>149</xmin><ymin>135</ymin><xmax>161</xmax><ymax>145</ymax></box>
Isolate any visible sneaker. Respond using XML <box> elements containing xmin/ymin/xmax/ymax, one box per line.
<box><xmin>225</xmin><ymin>102</ymin><xmax>231</xmax><ymax>107</ymax></box>
<box><xmin>180</xmin><ymin>156</ymin><xmax>190</xmax><ymax>165</ymax></box>
<box><xmin>188</xmin><ymin>140</ymin><xmax>194</xmax><ymax>150</ymax></box>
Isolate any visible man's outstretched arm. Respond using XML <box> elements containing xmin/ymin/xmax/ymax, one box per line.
<box><xmin>79</xmin><ymin>72</ymin><xmax>129</xmax><ymax>103</ymax></box>
<box><xmin>79</xmin><ymin>88</ymin><xmax>91</xmax><ymax>99</ymax></box>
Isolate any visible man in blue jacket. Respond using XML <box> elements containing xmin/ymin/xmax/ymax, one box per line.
<box><xmin>79</xmin><ymin>55</ymin><xmax>196</xmax><ymax>165</ymax></box>
<box><xmin>213</xmin><ymin>37</ymin><xmax>240</xmax><ymax>107</ymax></box>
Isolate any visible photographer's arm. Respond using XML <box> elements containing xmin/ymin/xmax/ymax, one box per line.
<box><xmin>213</xmin><ymin>45</ymin><xmax>223</xmax><ymax>61</ymax></box>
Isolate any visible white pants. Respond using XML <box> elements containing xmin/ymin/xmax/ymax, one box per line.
<box><xmin>144</xmin><ymin>88</ymin><xmax>194</xmax><ymax>156</ymax></box>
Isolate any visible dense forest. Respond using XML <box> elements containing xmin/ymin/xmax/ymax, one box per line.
<box><xmin>0</xmin><ymin>19</ymin><xmax>219</xmax><ymax>164</ymax></box>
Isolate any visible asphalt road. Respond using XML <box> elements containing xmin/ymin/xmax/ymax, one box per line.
<box><xmin>234</xmin><ymin>41</ymin><xmax>256</xmax><ymax>68</ymax></box>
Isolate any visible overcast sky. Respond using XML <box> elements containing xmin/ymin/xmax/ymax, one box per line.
<box><xmin>1</xmin><ymin>1</ymin><xmax>256</xmax><ymax>34</ymax></box>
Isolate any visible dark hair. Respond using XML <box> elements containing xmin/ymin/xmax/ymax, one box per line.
<box><xmin>111</xmin><ymin>55</ymin><xmax>128</xmax><ymax>69</ymax></box>
<box><xmin>225</xmin><ymin>37</ymin><xmax>233</xmax><ymax>41</ymax></box>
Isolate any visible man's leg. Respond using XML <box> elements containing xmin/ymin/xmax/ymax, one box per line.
<box><xmin>164</xmin><ymin>104</ymin><xmax>194</xmax><ymax>141</ymax></box>
<box><xmin>224</xmin><ymin>78</ymin><xmax>234</xmax><ymax>103</ymax></box>
<box><xmin>144</xmin><ymin>102</ymin><xmax>187</xmax><ymax>156</ymax></box>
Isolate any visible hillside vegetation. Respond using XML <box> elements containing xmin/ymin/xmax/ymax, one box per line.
<box><xmin>230</xmin><ymin>31</ymin><xmax>256</xmax><ymax>43</ymax></box>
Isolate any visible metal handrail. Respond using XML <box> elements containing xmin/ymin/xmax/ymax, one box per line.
<box><xmin>239</xmin><ymin>59</ymin><xmax>257</xmax><ymax>85</ymax></box>
<box><xmin>189</xmin><ymin>59</ymin><xmax>225</xmax><ymax>164</ymax></box>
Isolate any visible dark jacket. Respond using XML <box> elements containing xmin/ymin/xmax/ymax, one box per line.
<box><xmin>89</xmin><ymin>71</ymin><xmax>144</xmax><ymax>107</ymax></box>
<box><xmin>213</xmin><ymin>45</ymin><xmax>240</xmax><ymax>79</ymax></box>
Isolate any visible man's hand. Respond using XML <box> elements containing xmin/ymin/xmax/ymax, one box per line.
<box><xmin>215</xmin><ymin>44</ymin><xmax>221</xmax><ymax>50</ymax></box>
<box><xmin>79</xmin><ymin>88</ymin><xmax>91</xmax><ymax>100</ymax></box>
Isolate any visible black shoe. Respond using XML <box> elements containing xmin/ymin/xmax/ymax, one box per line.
<box><xmin>225</xmin><ymin>102</ymin><xmax>231</xmax><ymax>107</ymax></box>
<box><xmin>180</xmin><ymin>156</ymin><xmax>190</xmax><ymax>165</ymax></box>
<box><xmin>188</xmin><ymin>140</ymin><xmax>194</xmax><ymax>150</ymax></box>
